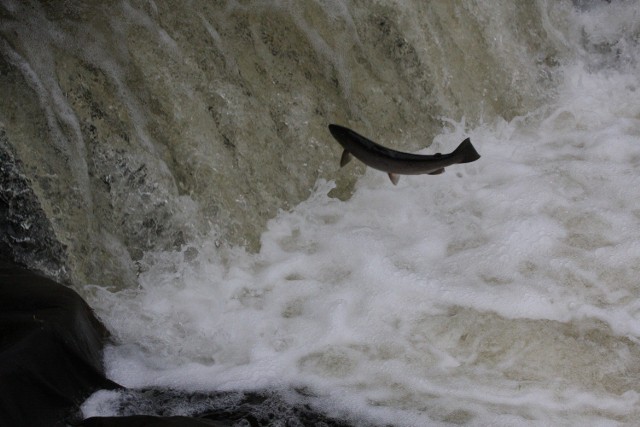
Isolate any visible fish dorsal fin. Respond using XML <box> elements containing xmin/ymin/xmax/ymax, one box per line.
<box><xmin>388</xmin><ymin>173</ymin><xmax>399</xmax><ymax>185</ymax></box>
<box><xmin>340</xmin><ymin>150</ymin><xmax>352</xmax><ymax>167</ymax></box>
<box><xmin>428</xmin><ymin>168</ymin><xmax>445</xmax><ymax>175</ymax></box>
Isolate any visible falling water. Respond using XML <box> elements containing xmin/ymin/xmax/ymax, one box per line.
<box><xmin>2</xmin><ymin>0</ymin><xmax>640</xmax><ymax>425</ymax></box>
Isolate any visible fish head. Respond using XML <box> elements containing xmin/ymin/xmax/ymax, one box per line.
<box><xmin>328</xmin><ymin>124</ymin><xmax>351</xmax><ymax>145</ymax></box>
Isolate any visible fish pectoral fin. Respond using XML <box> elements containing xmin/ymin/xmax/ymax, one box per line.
<box><xmin>340</xmin><ymin>150</ymin><xmax>353</xmax><ymax>167</ymax></box>
<box><xmin>388</xmin><ymin>173</ymin><xmax>400</xmax><ymax>185</ymax></box>
<box><xmin>428</xmin><ymin>168</ymin><xmax>445</xmax><ymax>175</ymax></box>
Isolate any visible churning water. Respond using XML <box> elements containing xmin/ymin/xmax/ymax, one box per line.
<box><xmin>77</xmin><ymin>1</ymin><xmax>640</xmax><ymax>425</ymax></box>
<box><xmin>3</xmin><ymin>0</ymin><xmax>640</xmax><ymax>425</ymax></box>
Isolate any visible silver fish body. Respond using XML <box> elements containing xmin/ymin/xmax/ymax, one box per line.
<box><xmin>328</xmin><ymin>124</ymin><xmax>480</xmax><ymax>184</ymax></box>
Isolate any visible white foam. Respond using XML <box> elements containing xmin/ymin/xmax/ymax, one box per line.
<box><xmin>84</xmin><ymin>3</ymin><xmax>640</xmax><ymax>425</ymax></box>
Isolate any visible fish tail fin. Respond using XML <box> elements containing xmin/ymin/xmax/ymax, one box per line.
<box><xmin>452</xmin><ymin>138</ymin><xmax>481</xmax><ymax>164</ymax></box>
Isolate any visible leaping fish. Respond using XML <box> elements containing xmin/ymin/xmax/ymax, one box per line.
<box><xmin>328</xmin><ymin>124</ymin><xmax>480</xmax><ymax>185</ymax></box>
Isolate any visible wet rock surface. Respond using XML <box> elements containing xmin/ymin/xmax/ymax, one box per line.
<box><xmin>79</xmin><ymin>389</ymin><xmax>356</xmax><ymax>427</ymax></box>
<box><xmin>0</xmin><ymin>259</ymin><xmax>118</xmax><ymax>427</ymax></box>
<box><xmin>0</xmin><ymin>129</ymin><xmax>70</xmax><ymax>284</ymax></box>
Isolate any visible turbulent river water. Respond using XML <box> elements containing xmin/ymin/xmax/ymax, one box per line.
<box><xmin>2</xmin><ymin>0</ymin><xmax>640</xmax><ymax>425</ymax></box>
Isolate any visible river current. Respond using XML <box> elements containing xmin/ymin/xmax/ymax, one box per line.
<box><xmin>2</xmin><ymin>1</ymin><xmax>640</xmax><ymax>425</ymax></box>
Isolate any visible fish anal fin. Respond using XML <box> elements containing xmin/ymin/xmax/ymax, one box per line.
<box><xmin>388</xmin><ymin>173</ymin><xmax>399</xmax><ymax>185</ymax></box>
<box><xmin>340</xmin><ymin>150</ymin><xmax>352</xmax><ymax>167</ymax></box>
<box><xmin>428</xmin><ymin>168</ymin><xmax>445</xmax><ymax>175</ymax></box>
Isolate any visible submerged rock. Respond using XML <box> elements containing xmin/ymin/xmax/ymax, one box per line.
<box><xmin>0</xmin><ymin>130</ymin><xmax>70</xmax><ymax>285</ymax></box>
<box><xmin>79</xmin><ymin>388</ymin><xmax>356</xmax><ymax>427</ymax></box>
<box><xmin>79</xmin><ymin>415</ymin><xmax>228</xmax><ymax>427</ymax></box>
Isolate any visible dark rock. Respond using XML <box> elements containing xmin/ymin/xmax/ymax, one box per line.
<box><xmin>0</xmin><ymin>259</ymin><xmax>120</xmax><ymax>427</ymax></box>
<box><xmin>0</xmin><ymin>128</ymin><xmax>70</xmax><ymax>284</ymax></box>
<box><xmin>79</xmin><ymin>415</ymin><xmax>230</xmax><ymax>427</ymax></box>
<box><xmin>77</xmin><ymin>388</ymin><xmax>357</xmax><ymax>427</ymax></box>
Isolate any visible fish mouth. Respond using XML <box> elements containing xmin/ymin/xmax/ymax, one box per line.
<box><xmin>328</xmin><ymin>124</ymin><xmax>349</xmax><ymax>140</ymax></box>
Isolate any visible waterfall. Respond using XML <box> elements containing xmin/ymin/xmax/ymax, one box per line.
<box><xmin>2</xmin><ymin>0</ymin><xmax>640</xmax><ymax>425</ymax></box>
